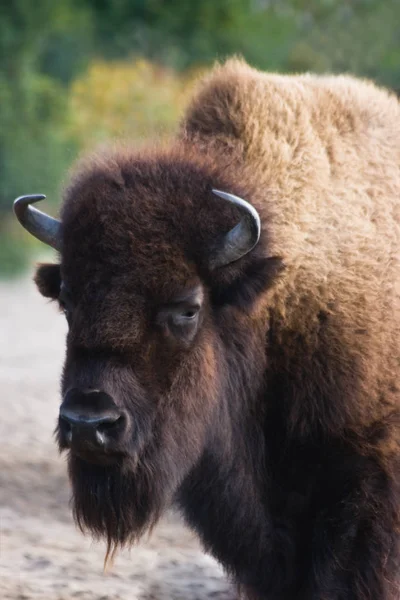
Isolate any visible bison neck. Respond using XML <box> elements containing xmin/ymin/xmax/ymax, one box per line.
<box><xmin>177</xmin><ymin>404</ymin><xmax>289</xmax><ymax>597</ymax></box>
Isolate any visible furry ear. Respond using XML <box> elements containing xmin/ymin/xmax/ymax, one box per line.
<box><xmin>34</xmin><ymin>263</ymin><xmax>61</xmax><ymax>299</ymax></box>
<box><xmin>211</xmin><ymin>255</ymin><xmax>285</xmax><ymax>309</ymax></box>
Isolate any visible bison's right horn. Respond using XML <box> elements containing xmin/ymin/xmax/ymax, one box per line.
<box><xmin>210</xmin><ymin>189</ymin><xmax>261</xmax><ymax>269</ymax></box>
<box><xmin>13</xmin><ymin>195</ymin><xmax>61</xmax><ymax>251</ymax></box>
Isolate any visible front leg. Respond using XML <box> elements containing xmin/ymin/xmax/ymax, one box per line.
<box><xmin>305</xmin><ymin>446</ymin><xmax>400</xmax><ymax>600</ymax></box>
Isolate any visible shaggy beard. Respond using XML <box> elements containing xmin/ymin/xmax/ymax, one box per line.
<box><xmin>68</xmin><ymin>452</ymin><xmax>167</xmax><ymax>565</ymax></box>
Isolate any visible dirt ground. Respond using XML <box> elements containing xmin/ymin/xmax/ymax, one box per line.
<box><xmin>0</xmin><ymin>276</ymin><xmax>235</xmax><ymax>600</ymax></box>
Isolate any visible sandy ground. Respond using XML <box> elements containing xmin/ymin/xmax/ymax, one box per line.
<box><xmin>0</xmin><ymin>275</ymin><xmax>235</xmax><ymax>599</ymax></box>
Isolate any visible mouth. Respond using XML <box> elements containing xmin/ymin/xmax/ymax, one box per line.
<box><xmin>69</xmin><ymin>445</ymin><xmax>124</xmax><ymax>466</ymax></box>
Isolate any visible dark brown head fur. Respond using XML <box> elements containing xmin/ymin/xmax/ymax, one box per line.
<box><xmin>35</xmin><ymin>145</ymin><xmax>282</xmax><ymax>558</ymax></box>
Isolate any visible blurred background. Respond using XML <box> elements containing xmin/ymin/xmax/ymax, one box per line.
<box><xmin>1</xmin><ymin>0</ymin><xmax>400</xmax><ymax>276</ymax></box>
<box><xmin>1</xmin><ymin>2</ymin><xmax>400</xmax><ymax>599</ymax></box>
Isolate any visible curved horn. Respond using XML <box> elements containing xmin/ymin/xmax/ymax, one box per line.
<box><xmin>13</xmin><ymin>195</ymin><xmax>61</xmax><ymax>251</ymax></box>
<box><xmin>210</xmin><ymin>189</ymin><xmax>261</xmax><ymax>269</ymax></box>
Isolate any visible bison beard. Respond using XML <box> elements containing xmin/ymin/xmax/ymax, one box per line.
<box><xmin>69</xmin><ymin>452</ymin><xmax>167</xmax><ymax>564</ymax></box>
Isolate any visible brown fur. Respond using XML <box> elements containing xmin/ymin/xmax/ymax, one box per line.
<box><xmin>35</xmin><ymin>59</ymin><xmax>400</xmax><ymax>599</ymax></box>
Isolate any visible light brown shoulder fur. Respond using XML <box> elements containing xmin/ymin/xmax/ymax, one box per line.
<box><xmin>182</xmin><ymin>58</ymin><xmax>400</xmax><ymax>437</ymax></box>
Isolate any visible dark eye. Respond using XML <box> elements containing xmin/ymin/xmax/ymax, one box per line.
<box><xmin>180</xmin><ymin>308</ymin><xmax>198</xmax><ymax>320</ymax></box>
<box><xmin>172</xmin><ymin>305</ymin><xmax>200</xmax><ymax>326</ymax></box>
<box><xmin>156</xmin><ymin>303</ymin><xmax>201</xmax><ymax>344</ymax></box>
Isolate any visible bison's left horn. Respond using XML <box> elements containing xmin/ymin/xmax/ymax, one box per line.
<box><xmin>210</xmin><ymin>189</ymin><xmax>261</xmax><ymax>269</ymax></box>
<box><xmin>13</xmin><ymin>195</ymin><xmax>61</xmax><ymax>251</ymax></box>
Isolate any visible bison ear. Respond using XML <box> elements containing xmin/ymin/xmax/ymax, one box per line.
<box><xmin>34</xmin><ymin>263</ymin><xmax>61</xmax><ymax>299</ymax></box>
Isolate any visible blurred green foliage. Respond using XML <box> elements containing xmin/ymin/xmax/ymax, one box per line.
<box><xmin>1</xmin><ymin>0</ymin><xmax>399</xmax><ymax>275</ymax></box>
<box><xmin>68</xmin><ymin>59</ymin><xmax>201</xmax><ymax>148</ymax></box>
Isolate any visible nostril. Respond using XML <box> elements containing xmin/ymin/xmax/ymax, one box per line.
<box><xmin>95</xmin><ymin>416</ymin><xmax>124</xmax><ymax>447</ymax></box>
<box><xmin>96</xmin><ymin>415</ymin><xmax>125</xmax><ymax>443</ymax></box>
<box><xmin>59</xmin><ymin>416</ymin><xmax>73</xmax><ymax>445</ymax></box>
<box><xmin>95</xmin><ymin>413</ymin><xmax>121</xmax><ymax>426</ymax></box>
<box><xmin>95</xmin><ymin>430</ymin><xmax>106</xmax><ymax>446</ymax></box>
<box><xmin>97</xmin><ymin>415</ymin><xmax>123</xmax><ymax>432</ymax></box>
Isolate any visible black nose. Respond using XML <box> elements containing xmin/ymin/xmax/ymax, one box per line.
<box><xmin>59</xmin><ymin>389</ymin><xmax>125</xmax><ymax>454</ymax></box>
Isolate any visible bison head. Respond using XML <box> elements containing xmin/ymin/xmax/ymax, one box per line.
<box><xmin>14</xmin><ymin>148</ymin><xmax>281</xmax><ymax>555</ymax></box>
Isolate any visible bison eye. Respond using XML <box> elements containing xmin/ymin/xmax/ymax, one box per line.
<box><xmin>156</xmin><ymin>303</ymin><xmax>201</xmax><ymax>343</ymax></box>
<box><xmin>172</xmin><ymin>305</ymin><xmax>200</xmax><ymax>325</ymax></box>
<box><xmin>156</xmin><ymin>285</ymin><xmax>203</xmax><ymax>343</ymax></box>
<box><xmin>183</xmin><ymin>309</ymin><xmax>196</xmax><ymax>319</ymax></box>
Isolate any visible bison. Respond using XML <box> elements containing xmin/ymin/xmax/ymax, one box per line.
<box><xmin>14</xmin><ymin>59</ymin><xmax>400</xmax><ymax>599</ymax></box>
